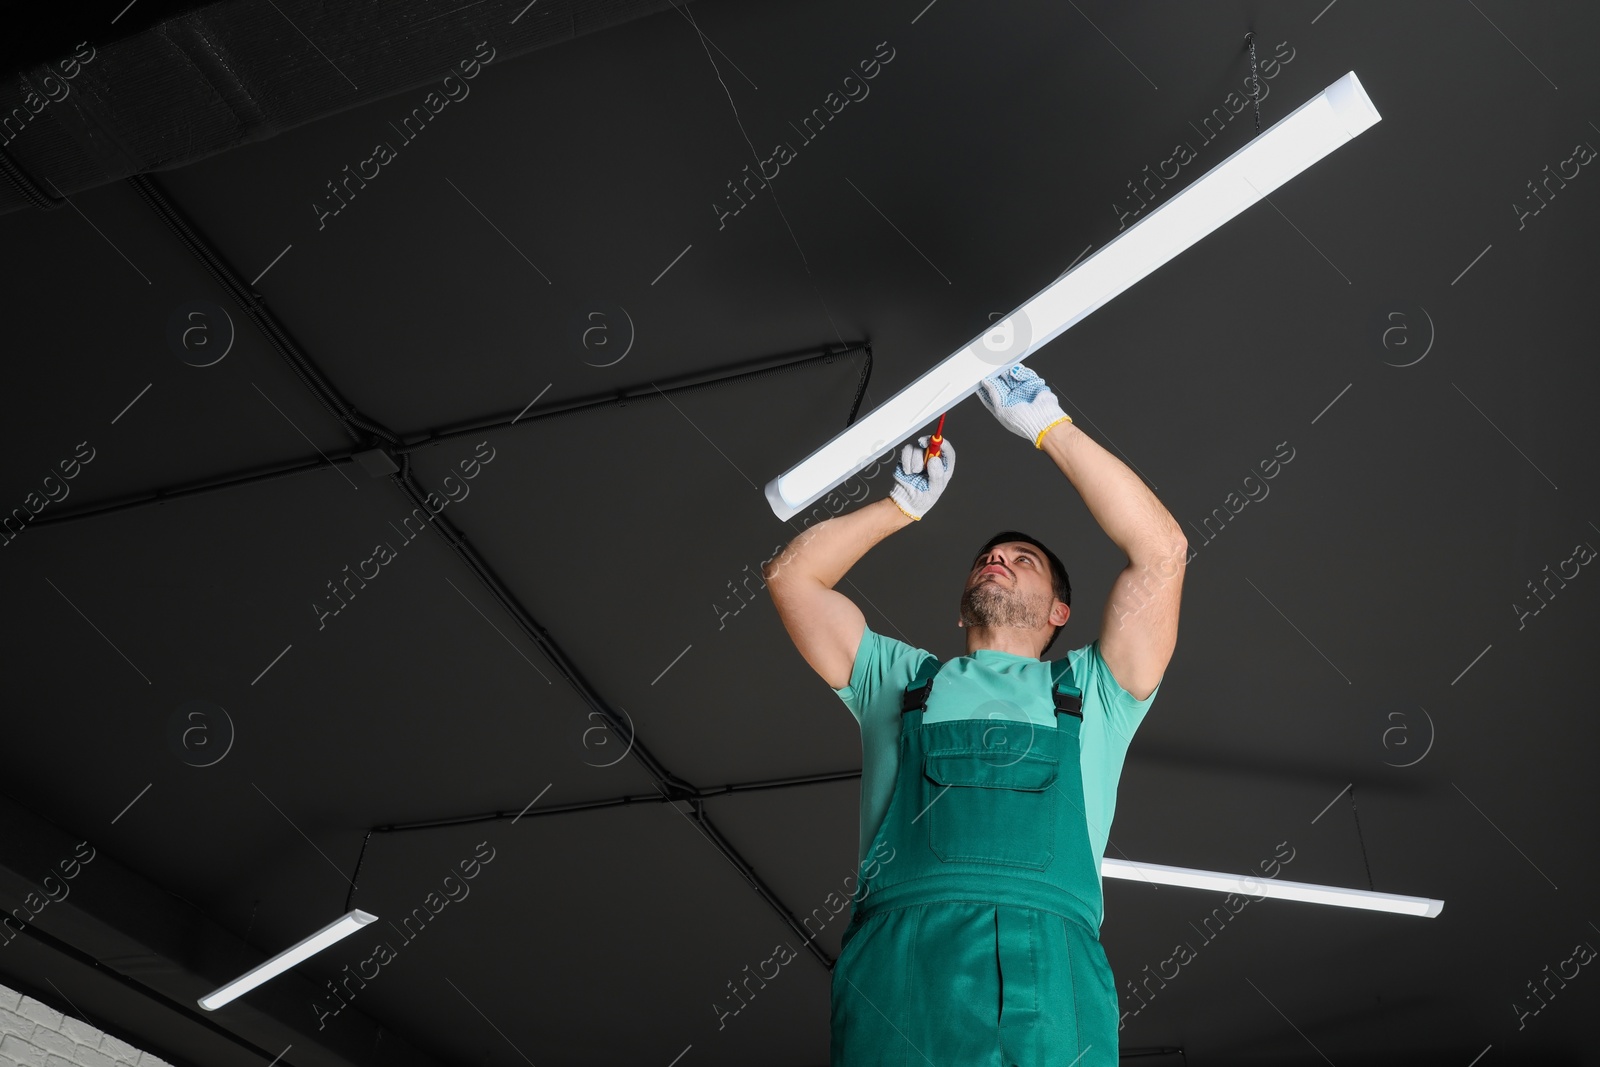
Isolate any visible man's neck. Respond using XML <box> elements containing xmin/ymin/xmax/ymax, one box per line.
<box><xmin>962</xmin><ymin>627</ymin><xmax>1042</xmax><ymax>659</ymax></box>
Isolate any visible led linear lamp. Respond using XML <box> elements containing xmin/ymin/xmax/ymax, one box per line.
<box><xmin>1102</xmin><ymin>858</ymin><xmax>1442</xmax><ymax>917</ymax></box>
<box><xmin>198</xmin><ymin>908</ymin><xmax>379</xmax><ymax>1010</ymax></box>
<box><xmin>764</xmin><ymin>71</ymin><xmax>1381</xmax><ymax>520</ymax></box>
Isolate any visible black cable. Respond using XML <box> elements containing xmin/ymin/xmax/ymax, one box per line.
<box><xmin>1246</xmin><ymin>32</ymin><xmax>1261</xmax><ymax>131</ymax></box>
<box><xmin>398</xmin><ymin>342</ymin><xmax>871</xmax><ymax>452</ymax></box>
<box><xmin>365</xmin><ymin>768</ymin><xmax>865</xmax><ymax>835</ymax></box>
<box><xmin>0</xmin><ymin>137</ymin><xmax>64</xmax><ymax>210</ymax></box>
<box><xmin>845</xmin><ymin>340</ymin><xmax>874</xmax><ymax>426</ymax></box>
<box><xmin>1349</xmin><ymin>784</ymin><xmax>1376</xmax><ymax>892</ymax></box>
<box><xmin>124</xmin><ymin>173</ymin><xmax>388</xmax><ymax>447</ymax></box>
<box><xmin>27</xmin><ymin>343</ymin><xmax>870</xmax><ymax>533</ymax></box>
<box><xmin>344</xmin><ymin>829</ymin><xmax>374</xmax><ymax>914</ymax></box>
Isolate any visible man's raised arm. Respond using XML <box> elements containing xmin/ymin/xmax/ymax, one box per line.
<box><xmin>763</xmin><ymin>496</ymin><xmax>914</xmax><ymax>590</ymax></box>
<box><xmin>1040</xmin><ymin>418</ymin><xmax>1186</xmax><ymax>699</ymax></box>
<box><xmin>976</xmin><ymin>365</ymin><xmax>1185</xmax><ymax>700</ymax></box>
<box><xmin>763</xmin><ymin>437</ymin><xmax>956</xmax><ymax>690</ymax></box>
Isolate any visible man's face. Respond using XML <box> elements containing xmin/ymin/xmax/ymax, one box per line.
<box><xmin>960</xmin><ymin>542</ymin><xmax>1060</xmax><ymax>636</ymax></box>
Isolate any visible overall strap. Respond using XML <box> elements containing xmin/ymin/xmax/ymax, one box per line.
<box><xmin>1051</xmin><ymin>655</ymin><xmax>1084</xmax><ymax>719</ymax></box>
<box><xmin>900</xmin><ymin>654</ymin><xmax>942</xmax><ymax>715</ymax></box>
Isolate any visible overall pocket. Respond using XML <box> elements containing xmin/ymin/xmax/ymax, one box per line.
<box><xmin>923</xmin><ymin>745</ymin><xmax>1059</xmax><ymax>870</ymax></box>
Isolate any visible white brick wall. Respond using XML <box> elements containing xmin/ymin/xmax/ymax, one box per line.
<box><xmin>0</xmin><ymin>981</ymin><xmax>175</xmax><ymax>1067</ymax></box>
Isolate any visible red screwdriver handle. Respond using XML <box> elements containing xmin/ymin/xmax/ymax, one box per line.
<box><xmin>927</xmin><ymin>412</ymin><xmax>947</xmax><ymax>460</ymax></box>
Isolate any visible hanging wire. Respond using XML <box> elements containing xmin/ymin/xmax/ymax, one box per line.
<box><xmin>1246</xmin><ymin>32</ymin><xmax>1262</xmax><ymax>130</ymax></box>
<box><xmin>1349</xmin><ymin>785</ymin><xmax>1376</xmax><ymax>892</ymax></box>
<box><xmin>345</xmin><ymin>828</ymin><xmax>374</xmax><ymax>912</ymax></box>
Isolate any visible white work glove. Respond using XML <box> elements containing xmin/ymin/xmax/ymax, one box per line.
<box><xmin>888</xmin><ymin>435</ymin><xmax>955</xmax><ymax>521</ymax></box>
<box><xmin>976</xmin><ymin>363</ymin><xmax>1073</xmax><ymax>449</ymax></box>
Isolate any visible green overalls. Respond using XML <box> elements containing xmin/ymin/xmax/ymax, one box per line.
<box><xmin>831</xmin><ymin>655</ymin><xmax>1119</xmax><ymax>1067</ymax></box>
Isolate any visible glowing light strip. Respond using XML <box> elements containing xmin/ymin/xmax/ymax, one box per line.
<box><xmin>198</xmin><ymin>908</ymin><xmax>379</xmax><ymax>1010</ymax></box>
<box><xmin>1103</xmin><ymin>858</ymin><xmax>1442</xmax><ymax>917</ymax></box>
<box><xmin>765</xmin><ymin>71</ymin><xmax>1381</xmax><ymax>520</ymax></box>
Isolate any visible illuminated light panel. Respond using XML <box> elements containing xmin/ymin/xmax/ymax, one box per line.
<box><xmin>766</xmin><ymin>71</ymin><xmax>1381</xmax><ymax>520</ymax></box>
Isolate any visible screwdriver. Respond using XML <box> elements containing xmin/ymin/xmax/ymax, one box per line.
<box><xmin>926</xmin><ymin>412</ymin><xmax>947</xmax><ymax>460</ymax></box>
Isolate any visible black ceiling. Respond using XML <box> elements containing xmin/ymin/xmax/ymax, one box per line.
<box><xmin>2</xmin><ymin>1</ymin><xmax>1598</xmax><ymax>1065</ymax></box>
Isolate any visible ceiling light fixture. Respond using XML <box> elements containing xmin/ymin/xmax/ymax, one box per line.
<box><xmin>1103</xmin><ymin>858</ymin><xmax>1442</xmax><ymax>917</ymax></box>
<box><xmin>765</xmin><ymin>70</ymin><xmax>1381</xmax><ymax>520</ymax></box>
<box><xmin>198</xmin><ymin>908</ymin><xmax>379</xmax><ymax>1010</ymax></box>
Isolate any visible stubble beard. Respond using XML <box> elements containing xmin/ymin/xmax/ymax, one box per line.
<box><xmin>961</xmin><ymin>578</ymin><xmax>1050</xmax><ymax>632</ymax></box>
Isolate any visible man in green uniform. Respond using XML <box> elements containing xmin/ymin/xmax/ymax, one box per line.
<box><xmin>764</xmin><ymin>364</ymin><xmax>1188</xmax><ymax>1066</ymax></box>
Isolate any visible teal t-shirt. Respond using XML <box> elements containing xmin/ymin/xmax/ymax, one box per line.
<box><xmin>833</xmin><ymin>625</ymin><xmax>1160</xmax><ymax>892</ymax></box>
